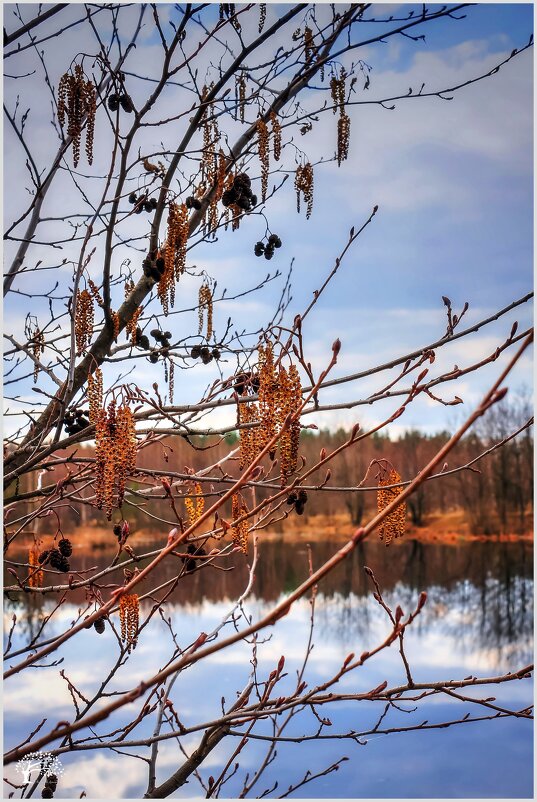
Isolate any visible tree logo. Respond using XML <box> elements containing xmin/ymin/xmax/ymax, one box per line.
<box><xmin>15</xmin><ymin>752</ymin><xmax>63</xmax><ymax>785</ymax></box>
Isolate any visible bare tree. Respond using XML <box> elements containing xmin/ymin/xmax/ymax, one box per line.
<box><xmin>3</xmin><ymin>4</ymin><xmax>533</xmax><ymax>799</ymax></box>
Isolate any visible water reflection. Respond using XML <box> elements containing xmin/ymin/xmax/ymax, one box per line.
<box><xmin>4</xmin><ymin>540</ymin><xmax>533</xmax><ymax>799</ymax></box>
<box><xmin>5</xmin><ymin>539</ymin><xmax>533</xmax><ymax>671</ymax></box>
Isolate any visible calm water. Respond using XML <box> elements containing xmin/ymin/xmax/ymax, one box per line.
<box><xmin>3</xmin><ymin>538</ymin><xmax>533</xmax><ymax>799</ymax></box>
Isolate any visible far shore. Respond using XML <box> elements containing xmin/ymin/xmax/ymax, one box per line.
<box><xmin>16</xmin><ymin>511</ymin><xmax>533</xmax><ymax>553</ymax></box>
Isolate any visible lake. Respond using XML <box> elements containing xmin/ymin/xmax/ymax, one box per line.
<box><xmin>3</xmin><ymin>538</ymin><xmax>533</xmax><ymax>798</ymax></box>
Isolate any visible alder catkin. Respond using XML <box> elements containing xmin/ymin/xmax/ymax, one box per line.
<box><xmin>231</xmin><ymin>493</ymin><xmax>249</xmax><ymax>554</ymax></box>
<box><xmin>198</xmin><ymin>283</ymin><xmax>213</xmax><ymax>339</ymax></box>
<box><xmin>377</xmin><ymin>468</ymin><xmax>406</xmax><ymax>546</ymax></box>
<box><xmin>257</xmin><ymin>118</ymin><xmax>270</xmax><ymax>202</ymax></box>
<box><xmin>119</xmin><ymin>593</ymin><xmax>139</xmax><ymax>653</ymax></box>
<box><xmin>32</xmin><ymin>328</ymin><xmax>45</xmax><ymax>384</ymax></box>
<box><xmin>57</xmin><ymin>64</ymin><xmax>96</xmax><ymax>167</ymax></box>
<box><xmin>75</xmin><ymin>289</ymin><xmax>94</xmax><ymax>356</ymax></box>
<box><xmin>295</xmin><ymin>162</ymin><xmax>314</xmax><ymax>219</ymax></box>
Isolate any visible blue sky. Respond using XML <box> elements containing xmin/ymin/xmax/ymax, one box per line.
<box><xmin>3</xmin><ymin>3</ymin><xmax>534</xmax><ymax>438</ymax></box>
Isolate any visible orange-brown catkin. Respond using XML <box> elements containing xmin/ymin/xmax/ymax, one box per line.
<box><xmin>124</xmin><ymin>281</ymin><xmax>141</xmax><ymax>345</ymax></box>
<box><xmin>57</xmin><ymin>64</ymin><xmax>96</xmax><ymax>167</ymax></box>
<box><xmin>198</xmin><ymin>283</ymin><xmax>213</xmax><ymax>339</ymax></box>
<box><xmin>304</xmin><ymin>26</ymin><xmax>315</xmax><ymax>65</ymax></box>
<box><xmin>184</xmin><ymin>482</ymin><xmax>204</xmax><ymax>528</ymax></box>
<box><xmin>32</xmin><ymin>328</ymin><xmax>45</xmax><ymax>384</ymax></box>
<box><xmin>337</xmin><ymin>112</ymin><xmax>350</xmax><ymax>166</ymax></box>
<box><xmin>28</xmin><ymin>544</ymin><xmax>43</xmax><ymax>588</ymax></box>
<box><xmin>159</xmin><ymin>202</ymin><xmax>189</xmax><ymax>315</ymax></box>
<box><xmin>295</xmin><ymin>162</ymin><xmax>314</xmax><ymax>219</ymax></box>
<box><xmin>87</xmin><ymin>367</ymin><xmax>103</xmax><ymax>424</ymax></box>
<box><xmin>75</xmin><ymin>289</ymin><xmax>94</xmax><ymax>356</ymax></box>
<box><xmin>238</xmin><ymin>402</ymin><xmax>260</xmax><ymax>470</ymax></box>
<box><xmin>270</xmin><ymin>111</ymin><xmax>282</xmax><ymax>162</ymax></box>
<box><xmin>257</xmin><ymin>342</ymin><xmax>277</xmax><ymax>453</ymax></box>
<box><xmin>94</xmin><ymin>398</ymin><xmax>137</xmax><ymax>520</ymax></box>
<box><xmin>236</xmin><ymin>72</ymin><xmax>247</xmax><ymax>123</ymax></box>
<box><xmin>377</xmin><ymin>468</ymin><xmax>406</xmax><ymax>546</ymax></box>
<box><xmin>231</xmin><ymin>493</ymin><xmax>249</xmax><ymax>554</ymax></box>
<box><xmin>119</xmin><ymin>593</ymin><xmax>139</xmax><ymax>653</ymax></box>
<box><xmin>257</xmin><ymin>118</ymin><xmax>270</xmax><ymax>202</ymax></box>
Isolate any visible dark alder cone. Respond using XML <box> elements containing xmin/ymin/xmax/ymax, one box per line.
<box><xmin>264</xmin><ymin>245</ymin><xmax>274</xmax><ymax>260</ymax></box>
<box><xmin>144</xmin><ymin>202</ymin><xmax>153</xmax><ymax>213</ymax></box>
<box><xmin>58</xmin><ymin>557</ymin><xmax>70</xmax><ymax>573</ymax></box>
<box><xmin>46</xmin><ymin>776</ymin><xmax>58</xmax><ymax>791</ymax></box>
<box><xmin>287</xmin><ymin>492</ymin><xmax>298</xmax><ymax>505</ymax></box>
<box><xmin>254</xmin><ymin>242</ymin><xmax>265</xmax><ymax>257</ymax></box>
<box><xmin>84</xmin><ymin>617</ymin><xmax>93</xmax><ymax>629</ymax></box>
<box><xmin>235</xmin><ymin>172</ymin><xmax>251</xmax><ymax>189</ymax></box>
<box><xmin>186</xmin><ymin>196</ymin><xmax>194</xmax><ymax>209</ymax></box>
<box><xmin>149</xmin><ymin>352</ymin><xmax>159</xmax><ymax>363</ymax></box>
<box><xmin>94</xmin><ymin>617</ymin><xmax>106</xmax><ymax>634</ymax></box>
<box><xmin>200</xmin><ymin>347</ymin><xmax>213</xmax><ymax>364</ymax></box>
<box><xmin>295</xmin><ymin>502</ymin><xmax>305</xmax><ymax>515</ymax></box>
<box><xmin>150</xmin><ymin>197</ymin><xmax>158</xmax><ymax>209</ymax></box>
<box><xmin>58</xmin><ymin>538</ymin><xmax>72</xmax><ymax>557</ymax></box>
<box><xmin>156</xmin><ymin>257</ymin><xmax>166</xmax><ymax>274</ymax></box>
<box><xmin>212</xmin><ymin>348</ymin><xmax>221</xmax><ymax>360</ymax></box>
<box><xmin>139</xmin><ymin>335</ymin><xmax>150</xmax><ymax>350</ymax></box>
<box><xmin>150</xmin><ymin>329</ymin><xmax>161</xmax><ymax>340</ymax></box>
<box><xmin>269</xmin><ymin>234</ymin><xmax>282</xmax><ymax>248</ymax></box>
<box><xmin>41</xmin><ymin>788</ymin><xmax>53</xmax><ymax>799</ymax></box>
<box><xmin>113</xmin><ymin>524</ymin><xmax>122</xmax><ymax>538</ymax></box>
<box><xmin>185</xmin><ymin>558</ymin><xmax>196</xmax><ymax>573</ymax></box>
<box><xmin>190</xmin><ymin>345</ymin><xmax>202</xmax><ymax>359</ymax></box>
<box><xmin>48</xmin><ymin>548</ymin><xmax>62</xmax><ymax>568</ymax></box>
<box><xmin>297</xmin><ymin>489</ymin><xmax>308</xmax><ymax>505</ymax></box>
<box><xmin>222</xmin><ymin>188</ymin><xmax>237</xmax><ymax>207</ymax></box>
<box><xmin>119</xmin><ymin>93</ymin><xmax>134</xmax><ymax>113</ymax></box>
<box><xmin>107</xmin><ymin>93</ymin><xmax>119</xmax><ymax>111</ymax></box>
<box><xmin>38</xmin><ymin>549</ymin><xmax>50</xmax><ymax>564</ymax></box>
<box><xmin>163</xmin><ymin>331</ymin><xmax>172</xmax><ymax>339</ymax></box>
<box><xmin>128</xmin><ymin>192</ymin><xmax>137</xmax><ymax>204</ymax></box>
<box><xmin>233</xmin><ymin>373</ymin><xmax>248</xmax><ymax>394</ymax></box>
<box><xmin>236</xmin><ymin>195</ymin><xmax>250</xmax><ymax>211</ymax></box>
<box><xmin>192</xmin><ymin>198</ymin><xmax>202</xmax><ymax>210</ymax></box>
<box><xmin>250</xmin><ymin>194</ymin><xmax>258</xmax><ymax>206</ymax></box>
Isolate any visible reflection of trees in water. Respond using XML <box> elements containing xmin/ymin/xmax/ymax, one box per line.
<box><xmin>312</xmin><ymin>541</ymin><xmax>532</xmax><ymax>668</ymax></box>
<box><xmin>5</xmin><ymin>541</ymin><xmax>532</xmax><ymax>663</ymax></box>
<box><xmin>3</xmin><ymin>590</ymin><xmax>47</xmax><ymax>646</ymax></box>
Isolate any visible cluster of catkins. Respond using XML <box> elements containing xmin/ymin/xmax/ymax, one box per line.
<box><xmin>254</xmin><ymin>233</ymin><xmax>282</xmax><ymax>260</ymax></box>
<box><xmin>222</xmin><ymin>172</ymin><xmax>257</xmax><ymax>212</ymax></box>
<box><xmin>286</xmin><ymin>489</ymin><xmax>308</xmax><ymax>515</ymax></box>
<box><xmin>63</xmin><ymin>408</ymin><xmax>90</xmax><ymax>436</ymax></box>
<box><xmin>128</xmin><ymin>192</ymin><xmax>157</xmax><ymax>214</ymax></box>
<box><xmin>38</xmin><ymin>538</ymin><xmax>72</xmax><ymax>573</ymax></box>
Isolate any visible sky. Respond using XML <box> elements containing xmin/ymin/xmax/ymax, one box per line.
<box><xmin>2</xmin><ymin>2</ymin><xmax>534</xmax><ymax>439</ymax></box>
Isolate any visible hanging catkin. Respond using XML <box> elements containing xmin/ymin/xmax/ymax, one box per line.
<box><xmin>377</xmin><ymin>468</ymin><xmax>406</xmax><ymax>546</ymax></box>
